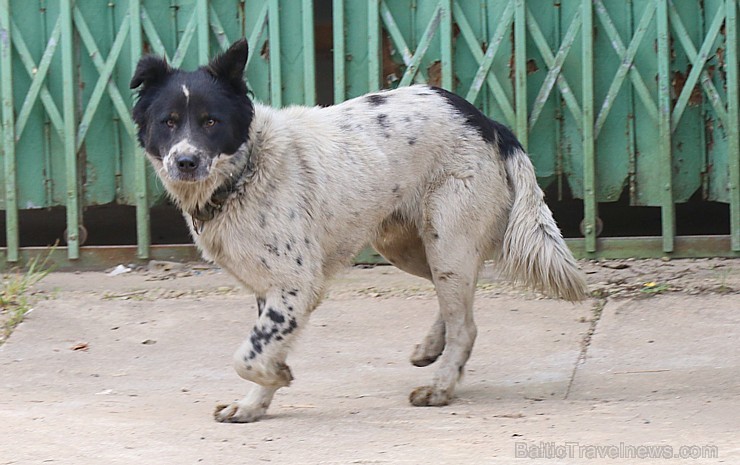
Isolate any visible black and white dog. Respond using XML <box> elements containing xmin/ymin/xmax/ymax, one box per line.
<box><xmin>130</xmin><ymin>39</ymin><xmax>587</xmax><ymax>423</ymax></box>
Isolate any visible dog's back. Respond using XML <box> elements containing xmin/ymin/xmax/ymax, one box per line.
<box><xmin>249</xmin><ymin>85</ymin><xmax>587</xmax><ymax>302</ymax></box>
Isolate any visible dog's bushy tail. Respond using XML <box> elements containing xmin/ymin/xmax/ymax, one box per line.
<box><xmin>501</xmin><ymin>149</ymin><xmax>588</xmax><ymax>302</ymax></box>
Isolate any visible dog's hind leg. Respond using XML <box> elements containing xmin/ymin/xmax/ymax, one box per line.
<box><xmin>407</xmin><ymin>177</ymin><xmax>499</xmax><ymax>407</ymax></box>
<box><xmin>408</xmin><ymin>238</ymin><xmax>480</xmax><ymax>407</ymax></box>
<box><xmin>372</xmin><ymin>217</ymin><xmax>446</xmax><ymax>367</ymax></box>
<box><xmin>410</xmin><ymin>315</ymin><xmax>446</xmax><ymax>367</ymax></box>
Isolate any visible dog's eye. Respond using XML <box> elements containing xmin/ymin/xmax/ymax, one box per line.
<box><xmin>164</xmin><ymin>118</ymin><xmax>177</xmax><ymax>128</ymax></box>
<box><xmin>203</xmin><ymin>119</ymin><xmax>217</xmax><ymax>128</ymax></box>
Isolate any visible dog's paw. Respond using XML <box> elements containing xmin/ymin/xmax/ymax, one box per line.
<box><xmin>410</xmin><ymin>332</ymin><xmax>445</xmax><ymax>367</ymax></box>
<box><xmin>214</xmin><ymin>402</ymin><xmax>267</xmax><ymax>423</ymax></box>
<box><xmin>409</xmin><ymin>386</ymin><xmax>452</xmax><ymax>407</ymax></box>
<box><xmin>410</xmin><ymin>344</ymin><xmax>442</xmax><ymax>367</ymax></box>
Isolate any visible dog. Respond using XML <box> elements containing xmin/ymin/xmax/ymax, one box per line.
<box><xmin>130</xmin><ymin>39</ymin><xmax>588</xmax><ymax>423</ymax></box>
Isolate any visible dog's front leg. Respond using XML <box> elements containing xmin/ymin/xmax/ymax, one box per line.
<box><xmin>214</xmin><ymin>286</ymin><xmax>319</xmax><ymax>423</ymax></box>
<box><xmin>214</xmin><ymin>384</ymin><xmax>278</xmax><ymax>423</ymax></box>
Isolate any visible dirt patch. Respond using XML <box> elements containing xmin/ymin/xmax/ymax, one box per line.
<box><xmin>581</xmin><ymin>257</ymin><xmax>738</xmax><ymax>298</ymax></box>
<box><xmin>2</xmin><ymin>258</ymin><xmax>736</xmax><ymax>346</ymax></box>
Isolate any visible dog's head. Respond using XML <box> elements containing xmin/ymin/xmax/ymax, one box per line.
<box><xmin>130</xmin><ymin>39</ymin><xmax>254</xmax><ymax>183</ymax></box>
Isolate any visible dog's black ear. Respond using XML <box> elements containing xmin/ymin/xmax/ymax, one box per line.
<box><xmin>207</xmin><ymin>39</ymin><xmax>248</xmax><ymax>86</ymax></box>
<box><xmin>130</xmin><ymin>55</ymin><xmax>171</xmax><ymax>90</ymax></box>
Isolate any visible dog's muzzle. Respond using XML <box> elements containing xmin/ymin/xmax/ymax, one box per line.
<box><xmin>175</xmin><ymin>153</ymin><xmax>200</xmax><ymax>174</ymax></box>
<box><xmin>164</xmin><ymin>144</ymin><xmax>210</xmax><ymax>181</ymax></box>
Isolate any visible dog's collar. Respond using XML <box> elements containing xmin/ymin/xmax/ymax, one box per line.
<box><xmin>189</xmin><ymin>149</ymin><xmax>255</xmax><ymax>227</ymax></box>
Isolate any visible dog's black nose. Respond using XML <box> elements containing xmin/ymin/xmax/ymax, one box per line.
<box><xmin>175</xmin><ymin>154</ymin><xmax>199</xmax><ymax>172</ymax></box>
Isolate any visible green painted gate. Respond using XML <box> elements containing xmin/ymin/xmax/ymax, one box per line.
<box><xmin>1</xmin><ymin>0</ymin><xmax>739</xmax><ymax>267</ymax></box>
<box><xmin>334</xmin><ymin>0</ymin><xmax>739</xmax><ymax>258</ymax></box>
<box><xmin>0</xmin><ymin>0</ymin><xmax>315</xmax><ymax>265</ymax></box>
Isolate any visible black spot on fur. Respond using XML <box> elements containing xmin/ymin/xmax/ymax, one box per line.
<box><xmin>281</xmin><ymin>291</ymin><xmax>289</xmax><ymax>307</ymax></box>
<box><xmin>265</xmin><ymin>243</ymin><xmax>280</xmax><ymax>256</ymax></box>
<box><xmin>282</xmin><ymin>318</ymin><xmax>298</xmax><ymax>335</ymax></box>
<box><xmin>285</xmin><ymin>242</ymin><xmax>292</xmax><ymax>251</ymax></box>
<box><xmin>376</xmin><ymin>113</ymin><xmax>392</xmax><ymax>138</ymax></box>
<box><xmin>491</xmin><ymin>121</ymin><xmax>525</xmax><ymax>160</ymax></box>
<box><xmin>296</xmin><ymin>256</ymin><xmax>303</xmax><ymax>266</ymax></box>
<box><xmin>266</xmin><ymin>307</ymin><xmax>285</xmax><ymax>324</ymax></box>
<box><xmin>366</xmin><ymin>94</ymin><xmax>388</xmax><ymax>106</ymax></box>
<box><xmin>287</xmin><ymin>289</ymin><xmax>298</xmax><ymax>297</ymax></box>
<box><xmin>249</xmin><ymin>323</ymin><xmax>282</xmax><ymax>357</ymax></box>
<box><xmin>392</xmin><ymin>184</ymin><xmax>400</xmax><ymax>193</ymax></box>
<box><xmin>432</xmin><ymin>87</ymin><xmax>523</xmax><ymax>159</ymax></box>
<box><xmin>250</xmin><ymin>336</ymin><xmax>262</xmax><ymax>355</ymax></box>
<box><xmin>256</xmin><ymin>297</ymin><xmax>266</xmax><ymax>317</ymax></box>
<box><xmin>408</xmin><ymin>137</ymin><xmax>416</xmax><ymax>145</ymax></box>
<box><xmin>376</xmin><ymin>113</ymin><xmax>390</xmax><ymax>129</ymax></box>
<box><xmin>260</xmin><ymin>257</ymin><xmax>271</xmax><ymax>270</ymax></box>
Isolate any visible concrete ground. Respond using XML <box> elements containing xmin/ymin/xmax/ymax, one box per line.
<box><xmin>0</xmin><ymin>259</ymin><xmax>738</xmax><ymax>464</ymax></box>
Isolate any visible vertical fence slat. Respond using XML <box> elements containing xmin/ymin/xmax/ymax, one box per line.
<box><xmin>268</xmin><ymin>0</ymin><xmax>282</xmax><ymax>106</ymax></box>
<box><xmin>656</xmin><ymin>0</ymin><xmax>675</xmax><ymax>253</ymax></box>
<box><xmin>131</xmin><ymin>0</ymin><xmax>150</xmax><ymax>259</ymax></box>
<box><xmin>60</xmin><ymin>0</ymin><xmax>80</xmax><ymax>259</ymax></box>
<box><xmin>726</xmin><ymin>0</ymin><xmax>740</xmax><ymax>251</ymax></box>
<box><xmin>514</xmin><ymin>0</ymin><xmax>528</xmax><ymax>149</ymax></box>
<box><xmin>332</xmin><ymin>0</ymin><xmax>345</xmax><ymax>102</ymax></box>
<box><xmin>196</xmin><ymin>0</ymin><xmax>209</xmax><ymax>64</ymax></box>
<box><xmin>582</xmin><ymin>0</ymin><xmax>597</xmax><ymax>254</ymax></box>
<box><xmin>302</xmin><ymin>0</ymin><xmax>316</xmax><ymax>105</ymax></box>
<box><xmin>368</xmin><ymin>0</ymin><xmax>380</xmax><ymax>92</ymax></box>
<box><xmin>439</xmin><ymin>0</ymin><xmax>453</xmax><ymax>90</ymax></box>
<box><xmin>0</xmin><ymin>0</ymin><xmax>18</xmax><ymax>262</ymax></box>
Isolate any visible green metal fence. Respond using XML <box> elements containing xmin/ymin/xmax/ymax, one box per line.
<box><xmin>1</xmin><ymin>0</ymin><xmax>739</xmax><ymax>268</ymax></box>
<box><xmin>0</xmin><ymin>0</ymin><xmax>314</xmax><ymax>266</ymax></box>
<box><xmin>334</xmin><ymin>0</ymin><xmax>739</xmax><ymax>258</ymax></box>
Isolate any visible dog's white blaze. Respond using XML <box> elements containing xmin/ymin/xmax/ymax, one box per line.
<box><xmin>182</xmin><ymin>84</ymin><xmax>190</xmax><ymax>103</ymax></box>
<box><xmin>165</xmin><ymin>138</ymin><xmax>198</xmax><ymax>170</ymax></box>
<box><xmin>168</xmin><ymin>138</ymin><xmax>198</xmax><ymax>158</ymax></box>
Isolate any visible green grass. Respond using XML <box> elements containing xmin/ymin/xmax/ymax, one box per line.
<box><xmin>0</xmin><ymin>252</ymin><xmax>54</xmax><ymax>344</ymax></box>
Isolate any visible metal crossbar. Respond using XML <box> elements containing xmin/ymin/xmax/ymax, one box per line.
<box><xmin>12</xmin><ymin>19</ymin><xmax>63</xmax><ymax>142</ymax></box>
<box><xmin>379</xmin><ymin>1</ymin><xmax>440</xmax><ymax>86</ymax></box>
<box><xmin>526</xmin><ymin>6</ymin><xmax>583</xmax><ymax>132</ymax></box>
<box><xmin>454</xmin><ymin>0</ymin><xmax>516</xmax><ymax>127</ymax></box>
<box><xmin>668</xmin><ymin>1</ymin><xmax>727</xmax><ymax>131</ymax></box>
<box><xmin>593</xmin><ymin>0</ymin><xmax>657</xmax><ymax>138</ymax></box>
<box><xmin>74</xmin><ymin>9</ymin><xmax>136</xmax><ymax>151</ymax></box>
